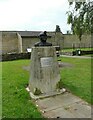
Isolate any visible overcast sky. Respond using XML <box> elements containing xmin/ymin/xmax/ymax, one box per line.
<box><xmin>0</xmin><ymin>0</ymin><xmax>71</xmax><ymax>33</ymax></box>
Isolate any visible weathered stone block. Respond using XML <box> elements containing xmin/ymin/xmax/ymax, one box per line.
<box><xmin>29</xmin><ymin>46</ymin><xmax>60</xmax><ymax>95</ymax></box>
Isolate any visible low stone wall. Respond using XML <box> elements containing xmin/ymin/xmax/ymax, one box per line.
<box><xmin>72</xmin><ymin>50</ymin><xmax>93</xmax><ymax>56</ymax></box>
<box><xmin>1</xmin><ymin>53</ymin><xmax>31</xmax><ymax>61</ymax></box>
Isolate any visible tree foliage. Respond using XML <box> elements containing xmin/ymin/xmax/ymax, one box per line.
<box><xmin>67</xmin><ymin>1</ymin><xmax>93</xmax><ymax>41</ymax></box>
<box><xmin>55</xmin><ymin>25</ymin><xmax>61</xmax><ymax>32</ymax></box>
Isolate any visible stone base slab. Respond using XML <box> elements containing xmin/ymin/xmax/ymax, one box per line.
<box><xmin>26</xmin><ymin>87</ymin><xmax>66</xmax><ymax>100</ymax></box>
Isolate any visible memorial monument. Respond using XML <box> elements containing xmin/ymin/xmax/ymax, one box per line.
<box><xmin>29</xmin><ymin>31</ymin><xmax>61</xmax><ymax>99</ymax></box>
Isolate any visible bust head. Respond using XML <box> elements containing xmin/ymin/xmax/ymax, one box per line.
<box><xmin>39</xmin><ymin>31</ymin><xmax>47</xmax><ymax>42</ymax></box>
<box><xmin>34</xmin><ymin>31</ymin><xmax>52</xmax><ymax>47</ymax></box>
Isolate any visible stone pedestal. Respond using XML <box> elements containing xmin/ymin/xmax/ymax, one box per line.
<box><xmin>29</xmin><ymin>46</ymin><xmax>60</xmax><ymax>97</ymax></box>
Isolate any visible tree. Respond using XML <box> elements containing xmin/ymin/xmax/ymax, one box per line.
<box><xmin>55</xmin><ymin>25</ymin><xmax>61</xmax><ymax>32</ymax></box>
<box><xmin>67</xmin><ymin>1</ymin><xmax>93</xmax><ymax>42</ymax></box>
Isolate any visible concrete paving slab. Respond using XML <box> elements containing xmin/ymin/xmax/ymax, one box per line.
<box><xmin>35</xmin><ymin>92</ymin><xmax>91</xmax><ymax>118</ymax></box>
<box><xmin>36</xmin><ymin>97</ymin><xmax>61</xmax><ymax>112</ymax></box>
<box><xmin>36</xmin><ymin>92</ymin><xmax>81</xmax><ymax>112</ymax></box>
<box><xmin>43</xmin><ymin>107</ymin><xmax>75</xmax><ymax>118</ymax></box>
<box><xmin>64</xmin><ymin>100</ymin><xmax>91</xmax><ymax>118</ymax></box>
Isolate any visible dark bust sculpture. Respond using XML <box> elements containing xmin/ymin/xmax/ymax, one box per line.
<box><xmin>34</xmin><ymin>31</ymin><xmax>52</xmax><ymax>47</ymax></box>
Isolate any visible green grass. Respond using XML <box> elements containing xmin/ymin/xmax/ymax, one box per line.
<box><xmin>2</xmin><ymin>57</ymin><xmax>92</xmax><ymax>118</ymax></box>
<box><xmin>0</xmin><ymin>62</ymin><xmax>2</xmax><ymax>119</ymax></box>
<box><xmin>2</xmin><ymin>60</ymin><xmax>43</xmax><ymax>119</ymax></box>
<box><xmin>59</xmin><ymin>57</ymin><xmax>92</xmax><ymax>104</ymax></box>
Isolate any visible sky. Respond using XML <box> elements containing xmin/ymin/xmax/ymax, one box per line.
<box><xmin>0</xmin><ymin>0</ymin><xmax>71</xmax><ymax>33</ymax></box>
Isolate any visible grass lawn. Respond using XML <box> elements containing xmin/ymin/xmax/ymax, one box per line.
<box><xmin>1</xmin><ymin>57</ymin><xmax>92</xmax><ymax>118</ymax></box>
<box><xmin>59</xmin><ymin>57</ymin><xmax>92</xmax><ymax>104</ymax></box>
<box><xmin>2</xmin><ymin>60</ymin><xmax>43</xmax><ymax>119</ymax></box>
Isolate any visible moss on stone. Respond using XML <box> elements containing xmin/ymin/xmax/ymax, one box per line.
<box><xmin>34</xmin><ymin>88</ymin><xmax>42</xmax><ymax>95</ymax></box>
<box><xmin>56</xmin><ymin>80</ymin><xmax>63</xmax><ymax>89</ymax></box>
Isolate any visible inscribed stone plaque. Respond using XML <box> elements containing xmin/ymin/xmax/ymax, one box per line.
<box><xmin>41</xmin><ymin>57</ymin><xmax>53</xmax><ymax>67</ymax></box>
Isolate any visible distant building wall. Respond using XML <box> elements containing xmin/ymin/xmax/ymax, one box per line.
<box><xmin>17</xmin><ymin>33</ymin><xmax>23</xmax><ymax>53</ymax></box>
<box><xmin>21</xmin><ymin>31</ymin><xmax>59</xmax><ymax>53</ymax></box>
<box><xmin>22</xmin><ymin>37</ymin><xmax>39</xmax><ymax>52</ymax></box>
<box><xmin>0</xmin><ymin>32</ymin><xmax>2</xmax><ymax>55</ymax></box>
<box><xmin>63</xmin><ymin>34</ymin><xmax>91</xmax><ymax>48</ymax></box>
<box><xmin>22</xmin><ymin>36</ymin><xmax>55</xmax><ymax>52</ymax></box>
<box><xmin>2</xmin><ymin>32</ymin><xmax>19</xmax><ymax>54</ymax></box>
<box><xmin>54</xmin><ymin>32</ymin><xmax>64</xmax><ymax>49</ymax></box>
<box><xmin>1</xmin><ymin>31</ymin><xmax>92</xmax><ymax>54</ymax></box>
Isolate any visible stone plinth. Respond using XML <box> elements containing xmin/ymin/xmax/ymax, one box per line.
<box><xmin>29</xmin><ymin>46</ymin><xmax>60</xmax><ymax>96</ymax></box>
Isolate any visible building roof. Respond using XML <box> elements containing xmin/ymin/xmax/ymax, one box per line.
<box><xmin>1</xmin><ymin>31</ymin><xmax>62</xmax><ymax>37</ymax></box>
<box><xmin>18</xmin><ymin>31</ymin><xmax>56</xmax><ymax>38</ymax></box>
<box><xmin>18</xmin><ymin>31</ymin><xmax>41</xmax><ymax>37</ymax></box>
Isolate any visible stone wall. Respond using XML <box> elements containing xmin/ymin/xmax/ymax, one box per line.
<box><xmin>63</xmin><ymin>34</ymin><xmax>91</xmax><ymax>48</ymax></box>
<box><xmin>1</xmin><ymin>31</ymin><xmax>92</xmax><ymax>54</ymax></box>
<box><xmin>22</xmin><ymin>37</ymin><xmax>55</xmax><ymax>52</ymax></box>
<box><xmin>17</xmin><ymin>33</ymin><xmax>23</xmax><ymax>53</ymax></box>
<box><xmin>54</xmin><ymin>32</ymin><xmax>64</xmax><ymax>49</ymax></box>
<box><xmin>2</xmin><ymin>32</ymin><xmax>19</xmax><ymax>54</ymax></box>
<box><xmin>1</xmin><ymin>53</ymin><xmax>31</xmax><ymax>61</ymax></box>
<box><xmin>22</xmin><ymin>37</ymin><xmax>39</xmax><ymax>52</ymax></box>
<box><xmin>21</xmin><ymin>32</ymin><xmax>61</xmax><ymax>53</ymax></box>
